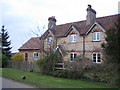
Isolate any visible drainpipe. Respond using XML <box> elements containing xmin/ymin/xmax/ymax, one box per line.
<box><xmin>82</xmin><ymin>35</ymin><xmax>85</xmax><ymax>60</ymax></box>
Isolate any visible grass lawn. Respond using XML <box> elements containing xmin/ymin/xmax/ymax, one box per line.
<box><xmin>1</xmin><ymin>68</ymin><xmax>118</xmax><ymax>88</ymax></box>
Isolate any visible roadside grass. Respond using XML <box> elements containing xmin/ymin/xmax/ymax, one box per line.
<box><xmin>84</xmin><ymin>71</ymin><xmax>119</xmax><ymax>83</ymax></box>
<box><xmin>2</xmin><ymin>68</ymin><xmax>118</xmax><ymax>88</ymax></box>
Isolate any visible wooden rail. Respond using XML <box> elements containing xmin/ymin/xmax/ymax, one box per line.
<box><xmin>54</xmin><ymin>63</ymin><xmax>66</xmax><ymax>70</ymax></box>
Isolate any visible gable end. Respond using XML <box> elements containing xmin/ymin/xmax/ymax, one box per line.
<box><xmin>65</xmin><ymin>25</ymin><xmax>80</xmax><ymax>37</ymax></box>
<box><xmin>86</xmin><ymin>22</ymin><xmax>106</xmax><ymax>35</ymax></box>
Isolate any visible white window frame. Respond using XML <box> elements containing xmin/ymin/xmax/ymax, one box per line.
<box><xmin>33</xmin><ymin>52</ymin><xmax>38</xmax><ymax>60</ymax></box>
<box><xmin>70</xmin><ymin>53</ymin><xmax>77</xmax><ymax>61</ymax></box>
<box><xmin>92</xmin><ymin>52</ymin><xmax>102</xmax><ymax>64</ymax></box>
<box><xmin>93</xmin><ymin>32</ymin><xmax>100</xmax><ymax>41</ymax></box>
<box><xmin>47</xmin><ymin>37</ymin><xmax>53</xmax><ymax>44</ymax></box>
<box><xmin>70</xmin><ymin>34</ymin><xmax>77</xmax><ymax>43</ymax></box>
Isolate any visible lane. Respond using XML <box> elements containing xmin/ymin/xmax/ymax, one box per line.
<box><xmin>1</xmin><ymin>77</ymin><xmax>36</xmax><ymax>88</ymax></box>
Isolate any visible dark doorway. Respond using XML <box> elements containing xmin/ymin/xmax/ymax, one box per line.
<box><xmin>25</xmin><ymin>53</ymin><xmax>28</xmax><ymax>61</ymax></box>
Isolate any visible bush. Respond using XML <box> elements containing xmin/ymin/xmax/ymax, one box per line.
<box><xmin>36</xmin><ymin>51</ymin><xmax>61</xmax><ymax>75</ymax></box>
<box><xmin>11</xmin><ymin>53</ymin><xmax>24</xmax><ymax>61</ymax></box>
<box><xmin>49</xmin><ymin>56</ymin><xmax>93</xmax><ymax>79</ymax></box>
<box><xmin>84</xmin><ymin>62</ymin><xmax>119</xmax><ymax>85</ymax></box>
<box><xmin>2</xmin><ymin>54</ymin><xmax>9</xmax><ymax>68</ymax></box>
<box><xmin>52</xmin><ymin>70</ymin><xmax>63</xmax><ymax>77</ymax></box>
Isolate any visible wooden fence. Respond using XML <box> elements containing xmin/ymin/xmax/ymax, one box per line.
<box><xmin>8</xmin><ymin>60</ymin><xmax>41</xmax><ymax>72</ymax></box>
<box><xmin>54</xmin><ymin>63</ymin><xmax>66</xmax><ymax>70</ymax></box>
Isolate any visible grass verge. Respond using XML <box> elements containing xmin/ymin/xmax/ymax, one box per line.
<box><xmin>2</xmin><ymin>68</ymin><xmax>118</xmax><ymax>88</ymax></box>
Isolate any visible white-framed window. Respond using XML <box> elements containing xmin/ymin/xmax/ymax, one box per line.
<box><xmin>70</xmin><ymin>53</ymin><xmax>77</xmax><ymax>61</ymax></box>
<box><xmin>70</xmin><ymin>34</ymin><xmax>77</xmax><ymax>43</ymax></box>
<box><xmin>93</xmin><ymin>32</ymin><xmax>100</xmax><ymax>41</ymax></box>
<box><xmin>92</xmin><ymin>52</ymin><xmax>101</xmax><ymax>63</ymax></box>
<box><xmin>47</xmin><ymin>37</ymin><xmax>53</xmax><ymax>44</ymax></box>
<box><xmin>33</xmin><ymin>52</ymin><xmax>38</xmax><ymax>60</ymax></box>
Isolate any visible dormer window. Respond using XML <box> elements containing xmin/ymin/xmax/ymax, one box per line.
<box><xmin>47</xmin><ymin>36</ymin><xmax>53</xmax><ymax>44</ymax></box>
<box><xmin>93</xmin><ymin>32</ymin><xmax>100</xmax><ymax>41</ymax></box>
<box><xmin>70</xmin><ymin>34</ymin><xmax>77</xmax><ymax>43</ymax></box>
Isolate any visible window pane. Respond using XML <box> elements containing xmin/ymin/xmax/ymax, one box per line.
<box><xmin>74</xmin><ymin>53</ymin><xmax>77</xmax><ymax>58</ymax></box>
<box><xmin>93</xmin><ymin>53</ymin><xmax>96</xmax><ymax>62</ymax></box>
<box><xmin>74</xmin><ymin>35</ymin><xmax>77</xmax><ymax>42</ymax></box>
<box><xmin>34</xmin><ymin>52</ymin><xmax>38</xmax><ymax>60</ymax></box>
<box><xmin>98</xmin><ymin>60</ymin><xmax>101</xmax><ymax>62</ymax></box>
<box><xmin>70</xmin><ymin>53</ymin><xmax>73</xmax><ymax>59</ymax></box>
<box><xmin>93</xmin><ymin>60</ymin><xmax>96</xmax><ymax>62</ymax></box>
<box><xmin>48</xmin><ymin>37</ymin><xmax>53</xmax><ymax>44</ymax></box>
<box><xmin>97</xmin><ymin>54</ymin><xmax>101</xmax><ymax>62</ymax></box>
<box><xmin>97</xmin><ymin>32</ymin><xmax>100</xmax><ymax>41</ymax></box>
<box><xmin>93</xmin><ymin>53</ymin><xmax>96</xmax><ymax>56</ymax></box>
<box><xmin>70</xmin><ymin>35</ymin><xmax>77</xmax><ymax>43</ymax></box>
<box><xmin>98</xmin><ymin>54</ymin><xmax>101</xmax><ymax>58</ymax></box>
<box><xmin>98</xmin><ymin>56</ymin><xmax>101</xmax><ymax>59</ymax></box>
<box><xmin>93</xmin><ymin>57</ymin><xmax>96</xmax><ymax>59</ymax></box>
<box><xmin>93</xmin><ymin>33</ymin><xmax>96</xmax><ymax>41</ymax></box>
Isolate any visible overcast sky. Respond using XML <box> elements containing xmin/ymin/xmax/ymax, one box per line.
<box><xmin>0</xmin><ymin>0</ymin><xmax>119</xmax><ymax>53</ymax></box>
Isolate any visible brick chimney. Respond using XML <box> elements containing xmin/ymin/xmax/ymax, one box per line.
<box><xmin>86</xmin><ymin>5</ymin><xmax>96</xmax><ymax>25</ymax></box>
<box><xmin>48</xmin><ymin>16</ymin><xmax>57</xmax><ymax>29</ymax></box>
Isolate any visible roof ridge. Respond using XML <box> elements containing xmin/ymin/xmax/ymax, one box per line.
<box><xmin>56</xmin><ymin>20</ymin><xmax>86</xmax><ymax>26</ymax></box>
<box><xmin>96</xmin><ymin>14</ymin><xmax>119</xmax><ymax>19</ymax></box>
<box><xmin>56</xmin><ymin>14</ymin><xmax>119</xmax><ymax>27</ymax></box>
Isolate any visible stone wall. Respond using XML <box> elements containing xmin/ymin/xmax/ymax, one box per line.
<box><xmin>56</xmin><ymin>25</ymin><xmax>105</xmax><ymax>61</ymax></box>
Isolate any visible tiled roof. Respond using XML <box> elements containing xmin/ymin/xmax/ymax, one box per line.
<box><xmin>19</xmin><ymin>37</ymin><xmax>41</xmax><ymax>50</ymax></box>
<box><xmin>19</xmin><ymin>14</ymin><xmax>119</xmax><ymax>50</ymax></box>
<box><xmin>52</xmin><ymin>14</ymin><xmax>119</xmax><ymax>37</ymax></box>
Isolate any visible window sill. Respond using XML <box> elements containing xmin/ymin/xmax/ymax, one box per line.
<box><xmin>93</xmin><ymin>62</ymin><xmax>102</xmax><ymax>64</ymax></box>
<box><xmin>70</xmin><ymin>42</ymin><xmax>77</xmax><ymax>44</ymax></box>
<box><xmin>92</xmin><ymin>40</ymin><xmax>101</xmax><ymax>42</ymax></box>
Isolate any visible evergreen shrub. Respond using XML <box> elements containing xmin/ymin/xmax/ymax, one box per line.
<box><xmin>2</xmin><ymin>54</ymin><xmax>9</xmax><ymax>68</ymax></box>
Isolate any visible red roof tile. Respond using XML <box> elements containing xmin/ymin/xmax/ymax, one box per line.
<box><xmin>52</xmin><ymin>14</ymin><xmax>119</xmax><ymax>37</ymax></box>
<box><xmin>19</xmin><ymin>37</ymin><xmax>41</xmax><ymax>50</ymax></box>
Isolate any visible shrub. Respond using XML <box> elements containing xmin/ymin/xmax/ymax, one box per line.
<box><xmin>84</xmin><ymin>62</ymin><xmax>119</xmax><ymax>85</ymax></box>
<box><xmin>2</xmin><ymin>54</ymin><xmax>9</xmax><ymax>68</ymax></box>
<box><xmin>36</xmin><ymin>51</ymin><xmax>61</xmax><ymax>75</ymax></box>
<box><xmin>11</xmin><ymin>53</ymin><xmax>24</xmax><ymax>61</ymax></box>
<box><xmin>52</xmin><ymin>70</ymin><xmax>63</xmax><ymax>77</ymax></box>
<box><xmin>0</xmin><ymin>53</ymin><xmax>2</xmax><ymax>67</ymax></box>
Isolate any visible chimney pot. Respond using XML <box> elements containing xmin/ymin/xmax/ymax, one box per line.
<box><xmin>88</xmin><ymin>4</ymin><xmax>91</xmax><ymax>8</ymax></box>
<box><xmin>48</xmin><ymin>16</ymin><xmax>57</xmax><ymax>29</ymax></box>
<box><xmin>86</xmin><ymin>5</ymin><xmax>96</xmax><ymax>25</ymax></box>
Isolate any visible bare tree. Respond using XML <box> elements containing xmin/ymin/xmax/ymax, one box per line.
<box><xmin>31</xmin><ymin>23</ymin><xmax>46</xmax><ymax>58</ymax></box>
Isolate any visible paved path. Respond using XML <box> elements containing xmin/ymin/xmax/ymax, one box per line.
<box><xmin>1</xmin><ymin>77</ymin><xmax>37</xmax><ymax>88</ymax></box>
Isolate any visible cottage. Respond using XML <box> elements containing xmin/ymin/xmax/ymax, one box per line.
<box><xmin>19</xmin><ymin>5</ymin><xmax>119</xmax><ymax>63</ymax></box>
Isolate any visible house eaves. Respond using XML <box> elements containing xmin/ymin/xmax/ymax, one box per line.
<box><xmin>64</xmin><ymin>25</ymin><xmax>80</xmax><ymax>37</ymax></box>
<box><xmin>86</xmin><ymin>21</ymin><xmax>106</xmax><ymax>35</ymax></box>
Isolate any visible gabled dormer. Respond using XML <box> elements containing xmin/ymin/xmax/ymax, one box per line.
<box><xmin>46</xmin><ymin>30</ymin><xmax>55</xmax><ymax>44</ymax></box>
<box><xmin>85</xmin><ymin>22</ymin><xmax>106</xmax><ymax>42</ymax></box>
<box><xmin>65</xmin><ymin>25</ymin><xmax>80</xmax><ymax>43</ymax></box>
